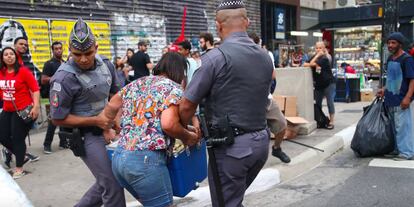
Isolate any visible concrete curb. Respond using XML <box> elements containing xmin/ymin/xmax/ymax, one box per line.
<box><xmin>166</xmin><ymin>124</ymin><xmax>358</xmax><ymax>207</ymax></box>
<box><xmin>275</xmin><ymin>124</ymin><xmax>357</xmax><ymax>184</ymax></box>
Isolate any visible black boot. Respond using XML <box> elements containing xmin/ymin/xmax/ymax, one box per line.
<box><xmin>272</xmin><ymin>147</ymin><xmax>291</xmax><ymax>163</ymax></box>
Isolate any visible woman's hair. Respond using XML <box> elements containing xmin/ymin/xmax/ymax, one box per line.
<box><xmin>113</xmin><ymin>56</ymin><xmax>124</xmax><ymax>69</ymax></box>
<box><xmin>126</xmin><ymin>48</ymin><xmax>134</xmax><ymax>56</ymax></box>
<box><xmin>153</xmin><ymin>52</ymin><xmax>187</xmax><ymax>84</ymax></box>
<box><xmin>126</xmin><ymin>48</ymin><xmax>134</xmax><ymax>64</ymax></box>
<box><xmin>0</xmin><ymin>47</ymin><xmax>20</xmax><ymax>75</ymax></box>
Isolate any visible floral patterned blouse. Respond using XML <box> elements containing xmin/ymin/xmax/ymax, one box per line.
<box><xmin>117</xmin><ymin>75</ymin><xmax>183</xmax><ymax>151</ymax></box>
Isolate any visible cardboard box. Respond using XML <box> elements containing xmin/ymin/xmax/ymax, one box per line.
<box><xmin>274</xmin><ymin>96</ymin><xmax>285</xmax><ymax>113</ymax></box>
<box><xmin>284</xmin><ymin>117</ymin><xmax>309</xmax><ymax>139</ymax></box>
<box><xmin>284</xmin><ymin>96</ymin><xmax>297</xmax><ymax>117</ymax></box>
<box><xmin>361</xmin><ymin>90</ymin><xmax>374</xmax><ymax>102</ymax></box>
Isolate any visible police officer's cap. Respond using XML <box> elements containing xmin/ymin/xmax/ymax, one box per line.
<box><xmin>217</xmin><ymin>0</ymin><xmax>245</xmax><ymax>11</ymax></box>
<box><xmin>387</xmin><ymin>32</ymin><xmax>406</xmax><ymax>45</ymax></box>
<box><xmin>69</xmin><ymin>18</ymin><xmax>96</xmax><ymax>51</ymax></box>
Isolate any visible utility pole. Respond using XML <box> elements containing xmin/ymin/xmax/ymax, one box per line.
<box><xmin>380</xmin><ymin>0</ymin><xmax>399</xmax><ymax>87</ymax></box>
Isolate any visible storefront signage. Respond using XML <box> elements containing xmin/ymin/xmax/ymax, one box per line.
<box><xmin>0</xmin><ymin>17</ymin><xmax>111</xmax><ymax>71</ymax></box>
<box><xmin>275</xmin><ymin>8</ymin><xmax>286</xmax><ymax>39</ymax></box>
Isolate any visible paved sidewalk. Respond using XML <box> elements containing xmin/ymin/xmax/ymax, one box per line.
<box><xmin>5</xmin><ymin>101</ymin><xmax>369</xmax><ymax>207</ymax></box>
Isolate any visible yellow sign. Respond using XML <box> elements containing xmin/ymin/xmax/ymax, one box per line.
<box><xmin>51</xmin><ymin>20</ymin><xmax>111</xmax><ymax>60</ymax></box>
<box><xmin>0</xmin><ymin>18</ymin><xmax>50</xmax><ymax>71</ymax></box>
<box><xmin>0</xmin><ymin>18</ymin><xmax>112</xmax><ymax>71</ymax></box>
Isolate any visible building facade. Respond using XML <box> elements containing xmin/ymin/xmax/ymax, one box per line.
<box><xmin>0</xmin><ymin>0</ymin><xmax>261</xmax><ymax>68</ymax></box>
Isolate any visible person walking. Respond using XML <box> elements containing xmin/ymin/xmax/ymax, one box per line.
<box><xmin>129</xmin><ymin>41</ymin><xmax>153</xmax><ymax>81</ymax></box>
<box><xmin>304</xmin><ymin>41</ymin><xmax>336</xmax><ymax>129</ymax></box>
<box><xmin>13</xmin><ymin>36</ymin><xmax>41</xmax><ymax>161</ymax></box>
<box><xmin>177</xmin><ymin>40</ymin><xmax>199</xmax><ymax>86</ymax></box>
<box><xmin>49</xmin><ymin>18</ymin><xmax>125</xmax><ymax>207</ymax></box>
<box><xmin>41</xmin><ymin>41</ymin><xmax>68</xmax><ymax>154</ymax></box>
<box><xmin>378</xmin><ymin>32</ymin><xmax>414</xmax><ymax>161</ymax></box>
<box><xmin>100</xmin><ymin>52</ymin><xmax>200</xmax><ymax>207</ymax></box>
<box><xmin>248</xmin><ymin>32</ymin><xmax>290</xmax><ymax>163</ymax></box>
<box><xmin>0</xmin><ymin>47</ymin><xmax>40</xmax><ymax>179</ymax></box>
<box><xmin>179</xmin><ymin>1</ymin><xmax>273</xmax><ymax>206</ymax></box>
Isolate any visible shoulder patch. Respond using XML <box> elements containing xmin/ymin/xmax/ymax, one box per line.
<box><xmin>52</xmin><ymin>82</ymin><xmax>62</xmax><ymax>92</ymax></box>
<box><xmin>51</xmin><ymin>93</ymin><xmax>59</xmax><ymax>107</ymax></box>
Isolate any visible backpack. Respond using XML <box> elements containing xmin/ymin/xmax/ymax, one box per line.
<box><xmin>314</xmin><ymin>104</ymin><xmax>330</xmax><ymax>128</ymax></box>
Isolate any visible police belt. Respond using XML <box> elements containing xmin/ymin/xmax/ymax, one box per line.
<box><xmin>61</xmin><ymin>126</ymin><xmax>103</xmax><ymax>136</ymax></box>
<box><xmin>80</xmin><ymin>126</ymin><xmax>103</xmax><ymax>136</ymax></box>
<box><xmin>208</xmin><ymin>126</ymin><xmax>261</xmax><ymax>138</ymax></box>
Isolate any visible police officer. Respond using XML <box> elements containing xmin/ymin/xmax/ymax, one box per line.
<box><xmin>179</xmin><ymin>1</ymin><xmax>273</xmax><ymax>206</ymax></box>
<box><xmin>49</xmin><ymin>19</ymin><xmax>125</xmax><ymax>207</ymax></box>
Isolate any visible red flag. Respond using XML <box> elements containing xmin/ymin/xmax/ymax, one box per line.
<box><xmin>175</xmin><ymin>6</ymin><xmax>187</xmax><ymax>44</ymax></box>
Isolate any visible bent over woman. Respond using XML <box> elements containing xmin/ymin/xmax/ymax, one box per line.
<box><xmin>100</xmin><ymin>52</ymin><xmax>200</xmax><ymax>207</ymax></box>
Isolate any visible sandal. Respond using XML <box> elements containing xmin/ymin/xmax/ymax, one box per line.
<box><xmin>326</xmin><ymin>124</ymin><xmax>334</xmax><ymax>130</ymax></box>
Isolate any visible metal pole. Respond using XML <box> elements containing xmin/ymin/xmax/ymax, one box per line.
<box><xmin>286</xmin><ymin>139</ymin><xmax>325</xmax><ymax>152</ymax></box>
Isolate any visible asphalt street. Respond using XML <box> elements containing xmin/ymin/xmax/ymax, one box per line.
<box><xmin>244</xmin><ymin>147</ymin><xmax>414</xmax><ymax>207</ymax></box>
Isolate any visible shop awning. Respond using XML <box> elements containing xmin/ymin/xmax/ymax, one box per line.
<box><xmin>311</xmin><ymin>1</ymin><xmax>414</xmax><ymax>31</ymax></box>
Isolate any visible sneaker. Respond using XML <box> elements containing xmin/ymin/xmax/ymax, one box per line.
<box><xmin>43</xmin><ymin>146</ymin><xmax>52</xmax><ymax>154</ymax></box>
<box><xmin>393</xmin><ymin>154</ymin><xmax>413</xmax><ymax>161</ymax></box>
<box><xmin>272</xmin><ymin>147</ymin><xmax>291</xmax><ymax>163</ymax></box>
<box><xmin>59</xmin><ymin>144</ymin><xmax>69</xmax><ymax>150</ymax></box>
<box><xmin>26</xmin><ymin>153</ymin><xmax>40</xmax><ymax>162</ymax></box>
<box><xmin>12</xmin><ymin>170</ymin><xmax>26</xmax><ymax>179</ymax></box>
<box><xmin>384</xmin><ymin>151</ymin><xmax>399</xmax><ymax>158</ymax></box>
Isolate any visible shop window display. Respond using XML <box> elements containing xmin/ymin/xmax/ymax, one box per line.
<box><xmin>334</xmin><ymin>26</ymin><xmax>382</xmax><ymax>78</ymax></box>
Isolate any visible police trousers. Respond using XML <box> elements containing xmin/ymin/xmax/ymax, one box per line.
<box><xmin>75</xmin><ymin>133</ymin><xmax>126</xmax><ymax>207</ymax></box>
<box><xmin>208</xmin><ymin>129</ymin><xmax>270</xmax><ymax>207</ymax></box>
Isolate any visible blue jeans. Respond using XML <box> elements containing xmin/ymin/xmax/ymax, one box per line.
<box><xmin>112</xmin><ymin>148</ymin><xmax>173</xmax><ymax>207</ymax></box>
<box><xmin>315</xmin><ymin>82</ymin><xmax>336</xmax><ymax>115</ymax></box>
<box><xmin>389</xmin><ymin>105</ymin><xmax>414</xmax><ymax>158</ymax></box>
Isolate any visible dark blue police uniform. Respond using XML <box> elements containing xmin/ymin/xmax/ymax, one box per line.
<box><xmin>185</xmin><ymin>31</ymin><xmax>274</xmax><ymax>207</ymax></box>
<box><xmin>49</xmin><ymin>55</ymin><xmax>126</xmax><ymax>207</ymax></box>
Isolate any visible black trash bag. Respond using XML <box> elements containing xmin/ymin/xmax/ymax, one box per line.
<box><xmin>351</xmin><ymin>98</ymin><xmax>395</xmax><ymax>157</ymax></box>
<box><xmin>314</xmin><ymin>104</ymin><xmax>330</xmax><ymax>128</ymax></box>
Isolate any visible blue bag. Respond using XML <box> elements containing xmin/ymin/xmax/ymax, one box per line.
<box><xmin>168</xmin><ymin>140</ymin><xmax>208</xmax><ymax>197</ymax></box>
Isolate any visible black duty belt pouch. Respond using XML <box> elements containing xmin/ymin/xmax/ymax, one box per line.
<box><xmin>58</xmin><ymin>128</ymin><xmax>86</xmax><ymax>157</ymax></box>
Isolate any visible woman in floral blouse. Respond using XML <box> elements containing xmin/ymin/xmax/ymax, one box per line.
<box><xmin>100</xmin><ymin>52</ymin><xmax>200</xmax><ymax>207</ymax></box>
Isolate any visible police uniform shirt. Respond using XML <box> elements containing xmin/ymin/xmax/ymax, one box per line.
<box><xmin>49</xmin><ymin>57</ymin><xmax>120</xmax><ymax>120</ymax></box>
<box><xmin>185</xmin><ymin>32</ymin><xmax>273</xmax><ymax>131</ymax></box>
<box><xmin>184</xmin><ymin>45</ymin><xmax>226</xmax><ymax>104</ymax></box>
<box><xmin>185</xmin><ymin>32</ymin><xmax>261</xmax><ymax>103</ymax></box>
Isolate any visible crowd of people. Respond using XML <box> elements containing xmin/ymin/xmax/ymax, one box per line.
<box><xmin>0</xmin><ymin>0</ymin><xmax>414</xmax><ymax>206</ymax></box>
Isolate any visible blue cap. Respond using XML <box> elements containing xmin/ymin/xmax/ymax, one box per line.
<box><xmin>387</xmin><ymin>32</ymin><xmax>406</xmax><ymax>44</ymax></box>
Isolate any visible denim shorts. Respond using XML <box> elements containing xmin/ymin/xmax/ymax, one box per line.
<box><xmin>111</xmin><ymin>147</ymin><xmax>173</xmax><ymax>207</ymax></box>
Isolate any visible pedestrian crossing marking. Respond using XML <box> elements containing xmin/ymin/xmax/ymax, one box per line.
<box><xmin>369</xmin><ymin>158</ymin><xmax>414</xmax><ymax>169</ymax></box>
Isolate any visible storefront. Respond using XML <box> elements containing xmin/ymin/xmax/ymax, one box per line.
<box><xmin>260</xmin><ymin>0</ymin><xmax>300</xmax><ymax>50</ymax></box>
<box><xmin>311</xmin><ymin>1</ymin><xmax>414</xmax><ymax>75</ymax></box>
<box><xmin>334</xmin><ymin>26</ymin><xmax>382</xmax><ymax>78</ymax></box>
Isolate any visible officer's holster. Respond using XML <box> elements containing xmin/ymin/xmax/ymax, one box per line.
<box><xmin>58</xmin><ymin>128</ymin><xmax>86</xmax><ymax>157</ymax></box>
